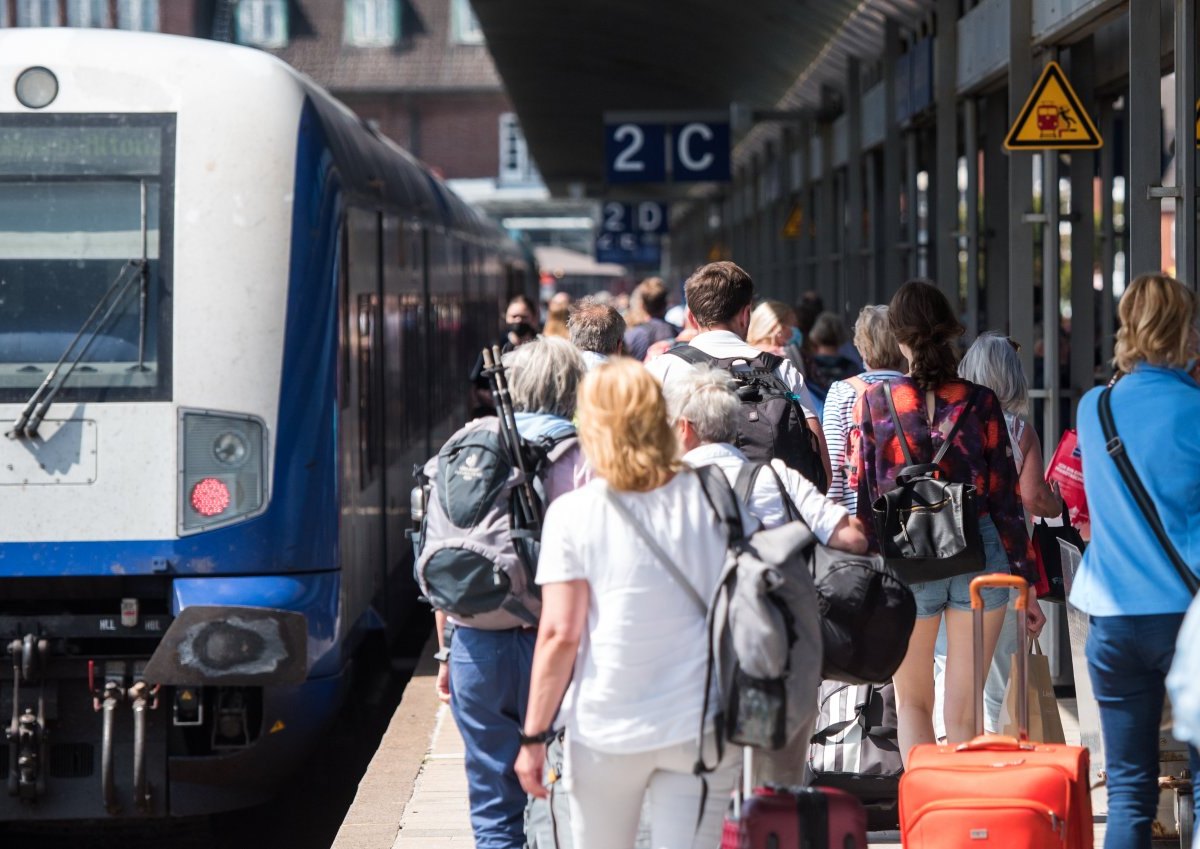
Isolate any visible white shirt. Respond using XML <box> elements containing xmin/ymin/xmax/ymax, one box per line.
<box><xmin>646</xmin><ymin>330</ymin><xmax>818</xmax><ymax>419</ymax></box>
<box><xmin>537</xmin><ymin>471</ymin><xmax>755</xmax><ymax>754</ymax></box>
<box><xmin>683</xmin><ymin>442</ymin><xmax>848</xmax><ymax>540</ymax></box>
<box><xmin>578</xmin><ymin>350</ymin><xmax>610</xmax><ymax>371</ymax></box>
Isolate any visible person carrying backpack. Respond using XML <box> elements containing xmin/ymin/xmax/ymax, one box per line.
<box><xmin>418</xmin><ymin>336</ymin><xmax>590</xmax><ymax>849</ymax></box>
<box><xmin>647</xmin><ymin>261</ymin><xmax>832</xmax><ymax>491</ymax></box>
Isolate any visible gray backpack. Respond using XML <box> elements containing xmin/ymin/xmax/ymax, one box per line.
<box><xmin>415</xmin><ymin>417</ymin><xmax>577</xmax><ymax>630</ymax></box>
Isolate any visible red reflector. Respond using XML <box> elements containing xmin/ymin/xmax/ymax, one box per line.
<box><xmin>190</xmin><ymin>478</ymin><xmax>230</xmax><ymax>517</ymax></box>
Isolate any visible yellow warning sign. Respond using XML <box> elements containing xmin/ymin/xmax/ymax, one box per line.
<box><xmin>269</xmin><ymin>720</ymin><xmax>286</xmax><ymax>734</ymax></box>
<box><xmin>1005</xmin><ymin>61</ymin><xmax>1102</xmax><ymax>150</ymax></box>
<box><xmin>782</xmin><ymin>204</ymin><xmax>804</xmax><ymax>239</ymax></box>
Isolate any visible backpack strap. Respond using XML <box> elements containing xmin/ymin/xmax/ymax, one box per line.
<box><xmin>667</xmin><ymin>345</ymin><xmax>719</xmax><ymax>367</ymax></box>
<box><xmin>882</xmin><ymin>381</ymin><xmax>916</xmax><ymax>468</ymax></box>
<box><xmin>845</xmin><ymin>375</ymin><xmax>869</xmax><ymax>397</ymax></box>
<box><xmin>733</xmin><ymin>461</ymin><xmax>801</xmax><ymax>524</ymax></box>
<box><xmin>693</xmin><ymin>463</ymin><xmax>746</xmax><ymax>544</ymax></box>
<box><xmin>932</xmin><ymin>388</ymin><xmax>978</xmax><ymax>465</ymax></box>
<box><xmin>883</xmin><ymin>381</ymin><xmax>978</xmax><ymax>470</ymax></box>
<box><xmin>1099</xmin><ymin>385</ymin><xmax>1200</xmax><ymax>596</ymax></box>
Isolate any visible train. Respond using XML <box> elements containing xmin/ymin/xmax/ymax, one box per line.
<box><xmin>0</xmin><ymin>28</ymin><xmax>533</xmax><ymax>820</ymax></box>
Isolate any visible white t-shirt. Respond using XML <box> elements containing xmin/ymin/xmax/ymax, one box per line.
<box><xmin>645</xmin><ymin>330</ymin><xmax>818</xmax><ymax>419</ymax></box>
<box><xmin>536</xmin><ymin>471</ymin><xmax>755</xmax><ymax>754</ymax></box>
<box><xmin>682</xmin><ymin>442</ymin><xmax>848</xmax><ymax>540</ymax></box>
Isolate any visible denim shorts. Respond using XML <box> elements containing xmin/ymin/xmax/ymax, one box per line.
<box><xmin>910</xmin><ymin>515</ymin><xmax>1011</xmax><ymax>618</ymax></box>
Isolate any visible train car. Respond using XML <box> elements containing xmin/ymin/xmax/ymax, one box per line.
<box><xmin>0</xmin><ymin>29</ymin><xmax>533</xmax><ymax>820</ymax></box>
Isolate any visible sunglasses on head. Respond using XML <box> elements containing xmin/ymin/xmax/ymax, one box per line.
<box><xmin>1007</xmin><ymin>337</ymin><xmax>1021</xmax><ymax>353</ymax></box>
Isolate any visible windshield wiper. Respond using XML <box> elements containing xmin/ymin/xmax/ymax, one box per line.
<box><xmin>7</xmin><ymin>259</ymin><xmax>144</xmax><ymax>440</ymax></box>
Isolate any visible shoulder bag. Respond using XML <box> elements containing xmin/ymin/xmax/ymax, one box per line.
<box><xmin>871</xmin><ymin>382</ymin><xmax>985</xmax><ymax>583</ymax></box>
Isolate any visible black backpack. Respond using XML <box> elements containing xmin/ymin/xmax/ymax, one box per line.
<box><xmin>670</xmin><ymin>347</ymin><xmax>828</xmax><ymax>491</ymax></box>
<box><xmin>732</xmin><ymin>462</ymin><xmax>916</xmax><ymax>685</ymax></box>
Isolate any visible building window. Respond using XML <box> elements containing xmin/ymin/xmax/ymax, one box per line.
<box><xmin>0</xmin><ymin>3</ymin><xmax>9</xmax><ymax>26</ymax></box>
<box><xmin>117</xmin><ymin>0</ymin><xmax>159</xmax><ymax>31</ymax></box>
<box><xmin>67</xmin><ymin>0</ymin><xmax>111</xmax><ymax>27</ymax></box>
<box><xmin>450</xmin><ymin>0</ymin><xmax>483</xmax><ymax>44</ymax></box>
<box><xmin>16</xmin><ymin>0</ymin><xmax>61</xmax><ymax>26</ymax></box>
<box><xmin>345</xmin><ymin>0</ymin><xmax>399</xmax><ymax>47</ymax></box>
<box><xmin>236</xmin><ymin>0</ymin><xmax>288</xmax><ymax>48</ymax></box>
<box><xmin>498</xmin><ymin>113</ymin><xmax>538</xmax><ymax>186</ymax></box>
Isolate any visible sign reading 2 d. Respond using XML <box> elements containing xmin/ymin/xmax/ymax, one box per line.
<box><xmin>604</xmin><ymin>114</ymin><xmax>731</xmax><ymax>184</ymax></box>
<box><xmin>595</xmin><ymin>201</ymin><xmax>669</xmax><ymax>265</ymax></box>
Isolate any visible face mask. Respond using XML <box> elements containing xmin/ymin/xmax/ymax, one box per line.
<box><xmin>507</xmin><ymin>321</ymin><xmax>536</xmax><ymax>340</ymax></box>
<box><xmin>789</xmin><ymin>328</ymin><xmax>803</xmax><ymax>347</ymax></box>
<box><xmin>1186</xmin><ymin>357</ymin><xmax>1198</xmax><ymax>374</ymax></box>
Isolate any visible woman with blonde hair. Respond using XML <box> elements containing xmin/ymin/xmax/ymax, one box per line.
<box><xmin>746</xmin><ymin>299</ymin><xmax>798</xmax><ymax>356</ymax></box>
<box><xmin>514</xmin><ymin>358</ymin><xmax>745</xmax><ymax>849</ymax></box>
<box><xmin>1072</xmin><ymin>273</ymin><xmax>1200</xmax><ymax>848</ymax></box>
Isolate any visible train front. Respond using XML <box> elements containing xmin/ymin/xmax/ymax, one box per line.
<box><xmin>0</xmin><ymin>31</ymin><xmax>345</xmax><ymax>819</ymax></box>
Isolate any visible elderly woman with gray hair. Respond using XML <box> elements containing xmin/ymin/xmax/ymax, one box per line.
<box><xmin>821</xmin><ymin>305</ymin><xmax>908</xmax><ymax>511</ymax></box>
<box><xmin>432</xmin><ymin>335</ymin><xmax>591</xmax><ymax>849</ymax></box>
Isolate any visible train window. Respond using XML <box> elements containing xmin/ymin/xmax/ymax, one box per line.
<box><xmin>0</xmin><ymin>113</ymin><xmax>175</xmax><ymax>403</ymax></box>
<box><xmin>357</xmin><ymin>293</ymin><xmax>383</xmax><ymax>487</ymax></box>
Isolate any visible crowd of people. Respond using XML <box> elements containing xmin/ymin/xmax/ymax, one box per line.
<box><xmin>419</xmin><ymin>261</ymin><xmax>1200</xmax><ymax>849</ymax></box>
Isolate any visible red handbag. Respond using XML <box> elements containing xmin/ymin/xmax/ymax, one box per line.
<box><xmin>1045</xmin><ymin>430</ymin><xmax>1088</xmax><ymax>528</ymax></box>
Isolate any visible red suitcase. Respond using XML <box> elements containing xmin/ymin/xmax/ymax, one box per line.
<box><xmin>898</xmin><ymin>575</ymin><xmax>1093</xmax><ymax>849</ymax></box>
<box><xmin>722</xmin><ymin>750</ymin><xmax>869</xmax><ymax>849</ymax></box>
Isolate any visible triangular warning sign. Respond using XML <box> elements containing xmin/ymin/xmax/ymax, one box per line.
<box><xmin>1005</xmin><ymin>61</ymin><xmax>1102</xmax><ymax>150</ymax></box>
<box><xmin>782</xmin><ymin>204</ymin><xmax>804</xmax><ymax>239</ymax></box>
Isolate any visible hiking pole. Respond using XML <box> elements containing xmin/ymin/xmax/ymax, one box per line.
<box><xmin>483</xmin><ymin>346</ymin><xmax>541</xmax><ymax>529</ymax></box>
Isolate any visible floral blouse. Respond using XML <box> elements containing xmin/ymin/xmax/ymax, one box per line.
<box><xmin>853</xmin><ymin>376</ymin><xmax>1035</xmax><ymax>582</ymax></box>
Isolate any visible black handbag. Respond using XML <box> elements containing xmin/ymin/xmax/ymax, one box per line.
<box><xmin>871</xmin><ymin>382</ymin><xmax>985</xmax><ymax>583</ymax></box>
<box><xmin>1032</xmin><ymin>500</ymin><xmax>1085</xmax><ymax>603</ymax></box>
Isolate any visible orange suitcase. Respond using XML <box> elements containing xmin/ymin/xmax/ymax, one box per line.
<box><xmin>898</xmin><ymin>575</ymin><xmax>1093</xmax><ymax>848</ymax></box>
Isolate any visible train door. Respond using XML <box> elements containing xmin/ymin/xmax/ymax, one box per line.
<box><xmin>339</xmin><ymin>207</ymin><xmax>386</xmax><ymax>640</ymax></box>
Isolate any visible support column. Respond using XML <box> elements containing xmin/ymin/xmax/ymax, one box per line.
<box><xmin>1128</xmin><ymin>0</ymin><xmax>1161</xmax><ymax>276</ymax></box>
<box><xmin>847</xmin><ymin>58</ymin><xmax>865</xmax><ymax>313</ymax></box>
<box><xmin>964</xmin><ymin>97</ymin><xmax>980</xmax><ymax>340</ymax></box>
<box><xmin>818</xmin><ymin>123</ymin><xmax>837</xmax><ymax>305</ymax></box>
<box><xmin>1176</xmin><ymin>0</ymin><xmax>1197</xmax><ymax>287</ymax></box>
<box><xmin>1008</xmin><ymin>0</ymin><xmax>1035</xmax><ymax>377</ymax></box>
<box><xmin>984</xmin><ymin>90</ymin><xmax>1010</xmax><ymax>330</ymax></box>
<box><xmin>883</xmin><ymin>17</ymin><xmax>904</xmax><ymax>298</ymax></box>
<box><xmin>1099</xmin><ymin>101</ymin><xmax>1117</xmax><ymax>371</ymax></box>
<box><xmin>906</xmin><ymin>131</ymin><xmax>920</xmax><ymax>278</ymax></box>
<box><xmin>935</xmin><ymin>0</ymin><xmax>959</xmax><ymax>296</ymax></box>
<box><xmin>1070</xmin><ymin>37</ymin><xmax>1097</xmax><ymax>410</ymax></box>
<box><xmin>1043</xmin><ymin>150</ymin><xmax>1062</xmax><ymax>448</ymax></box>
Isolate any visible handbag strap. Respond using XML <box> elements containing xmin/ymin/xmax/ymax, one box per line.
<box><xmin>1098</xmin><ymin>386</ymin><xmax>1200</xmax><ymax>596</ymax></box>
<box><xmin>603</xmin><ymin>483</ymin><xmax>709</xmax><ymax>615</ymax></box>
<box><xmin>883</xmin><ymin>381</ymin><xmax>979</xmax><ymax>470</ymax></box>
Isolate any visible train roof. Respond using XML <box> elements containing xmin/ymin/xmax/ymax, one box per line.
<box><xmin>0</xmin><ymin>28</ymin><xmax>511</xmax><ymax>248</ymax></box>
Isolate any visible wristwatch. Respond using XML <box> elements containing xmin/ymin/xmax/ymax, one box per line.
<box><xmin>518</xmin><ymin>728</ymin><xmax>557</xmax><ymax>746</ymax></box>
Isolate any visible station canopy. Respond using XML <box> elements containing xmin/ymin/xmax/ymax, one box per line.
<box><xmin>472</xmin><ymin>0</ymin><xmax>932</xmax><ymax>197</ymax></box>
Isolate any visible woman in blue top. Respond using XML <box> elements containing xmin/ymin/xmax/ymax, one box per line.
<box><xmin>1072</xmin><ymin>273</ymin><xmax>1200</xmax><ymax>849</ymax></box>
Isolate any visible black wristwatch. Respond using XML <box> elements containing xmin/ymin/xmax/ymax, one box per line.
<box><xmin>518</xmin><ymin>728</ymin><xmax>557</xmax><ymax>746</ymax></box>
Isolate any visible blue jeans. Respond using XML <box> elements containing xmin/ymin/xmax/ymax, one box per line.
<box><xmin>911</xmin><ymin>515</ymin><xmax>1011</xmax><ymax>618</ymax></box>
<box><xmin>449</xmin><ymin>626</ymin><xmax>537</xmax><ymax>849</ymax></box>
<box><xmin>1086</xmin><ymin>613</ymin><xmax>1200</xmax><ymax>849</ymax></box>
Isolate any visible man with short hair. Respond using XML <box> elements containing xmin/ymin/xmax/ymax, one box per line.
<box><xmin>568</xmin><ymin>297</ymin><xmax>625</xmax><ymax>370</ymax></box>
<box><xmin>623</xmin><ymin>276</ymin><xmax>678</xmax><ymax>361</ymax></box>
<box><xmin>647</xmin><ymin>261</ymin><xmax>832</xmax><ymax>487</ymax></box>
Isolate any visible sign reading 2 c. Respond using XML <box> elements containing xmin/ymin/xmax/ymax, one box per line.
<box><xmin>604</xmin><ymin>117</ymin><xmax>730</xmax><ymax>185</ymax></box>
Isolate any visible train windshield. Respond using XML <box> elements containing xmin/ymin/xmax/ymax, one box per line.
<box><xmin>0</xmin><ymin>114</ymin><xmax>174</xmax><ymax>403</ymax></box>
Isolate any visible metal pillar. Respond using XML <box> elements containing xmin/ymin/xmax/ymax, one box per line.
<box><xmin>984</xmin><ymin>90</ymin><xmax>1010</xmax><ymax>331</ymax></box>
<box><xmin>846</xmin><ymin>58</ymin><xmax>865</xmax><ymax>313</ymax></box>
<box><xmin>867</xmin><ymin>150</ymin><xmax>881</xmax><ymax>304</ymax></box>
<box><xmin>1175</xmin><ymin>0</ymin><xmax>1197</xmax><ymax>287</ymax></box>
<box><xmin>935</xmin><ymin>0</ymin><xmax>959</xmax><ymax>296</ymax></box>
<box><xmin>1128</xmin><ymin>0</ymin><xmax>1161</xmax><ymax>276</ymax></box>
<box><xmin>797</xmin><ymin>123</ymin><xmax>813</xmax><ymax>293</ymax></box>
<box><xmin>906</xmin><ymin>130</ymin><xmax>920</xmax><ymax>278</ymax></box>
<box><xmin>1069</xmin><ymin>38</ymin><xmax>1097</xmax><ymax>410</ymax></box>
<box><xmin>1008</xmin><ymin>0</ymin><xmax>1036</xmax><ymax>378</ymax></box>
<box><xmin>1099</xmin><ymin>101</ymin><xmax>1117</xmax><ymax>371</ymax></box>
<box><xmin>1043</xmin><ymin>150</ymin><xmax>1062</xmax><ymax>449</ymax></box>
<box><xmin>883</xmin><ymin>17</ymin><xmax>904</xmax><ymax>298</ymax></box>
<box><xmin>819</xmin><ymin>123</ymin><xmax>837</xmax><ymax>305</ymax></box>
<box><xmin>964</xmin><ymin>97</ymin><xmax>980</xmax><ymax>340</ymax></box>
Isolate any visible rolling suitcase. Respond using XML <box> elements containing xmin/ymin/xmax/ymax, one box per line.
<box><xmin>722</xmin><ymin>749</ymin><xmax>869</xmax><ymax>849</ymax></box>
<box><xmin>898</xmin><ymin>575</ymin><xmax>1093</xmax><ymax>849</ymax></box>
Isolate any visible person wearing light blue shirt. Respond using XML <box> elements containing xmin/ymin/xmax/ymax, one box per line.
<box><xmin>1070</xmin><ymin>273</ymin><xmax>1200</xmax><ymax>849</ymax></box>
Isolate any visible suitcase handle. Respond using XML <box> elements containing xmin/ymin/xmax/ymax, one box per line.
<box><xmin>955</xmin><ymin>734</ymin><xmax>1036</xmax><ymax>753</ymax></box>
<box><xmin>969</xmin><ymin>575</ymin><xmax>1029</xmax><ymax>740</ymax></box>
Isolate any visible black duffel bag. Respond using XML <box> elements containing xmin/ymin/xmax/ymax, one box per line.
<box><xmin>871</xmin><ymin>382</ymin><xmax>985</xmax><ymax>584</ymax></box>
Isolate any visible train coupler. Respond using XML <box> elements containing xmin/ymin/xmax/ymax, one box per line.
<box><xmin>6</xmin><ymin>633</ymin><xmax>50</xmax><ymax>801</ymax></box>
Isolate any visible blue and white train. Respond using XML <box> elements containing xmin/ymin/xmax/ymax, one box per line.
<box><xmin>0</xmin><ymin>29</ymin><xmax>532</xmax><ymax>820</ymax></box>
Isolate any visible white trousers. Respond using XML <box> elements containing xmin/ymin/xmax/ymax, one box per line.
<box><xmin>563</xmin><ymin>733</ymin><xmax>739</xmax><ymax>849</ymax></box>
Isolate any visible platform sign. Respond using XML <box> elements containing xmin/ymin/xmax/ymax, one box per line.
<box><xmin>604</xmin><ymin>114</ymin><xmax>730</xmax><ymax>184</ymax></box>
<box><xmin>605</xmin><ymin>122</ymin><xmax>667</xmax><ymax>184</ymax></box>
<box><xmin>595</xmin><ymin>201</ymin><xmax>668</xmax><ymax>265</ymax></box>
<box><xmin>1005</xmin><ymin>61</ymin><xmax>1102</xmax><ymax>150</ymax></box>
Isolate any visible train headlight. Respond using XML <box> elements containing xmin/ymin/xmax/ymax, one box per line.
<box><xmin>213</xmin><ymin>431</ymin><xmax>250</xmax><ymax>468</ymax></box>
<box><xmin>179</xmin><ymin>411</ymin><xmax>267</xmax><ymax>534</ymax></box>
<box><xmin>15</xmin><ymin>67</ymin><xmax>58</xmax><ymax>109</ymax></box>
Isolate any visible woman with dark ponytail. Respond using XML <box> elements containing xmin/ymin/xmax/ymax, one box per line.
<box><xmin>853</xmin><ymin>280</ymin><xmax>1045</xmax><ymax>762</ymax></box>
